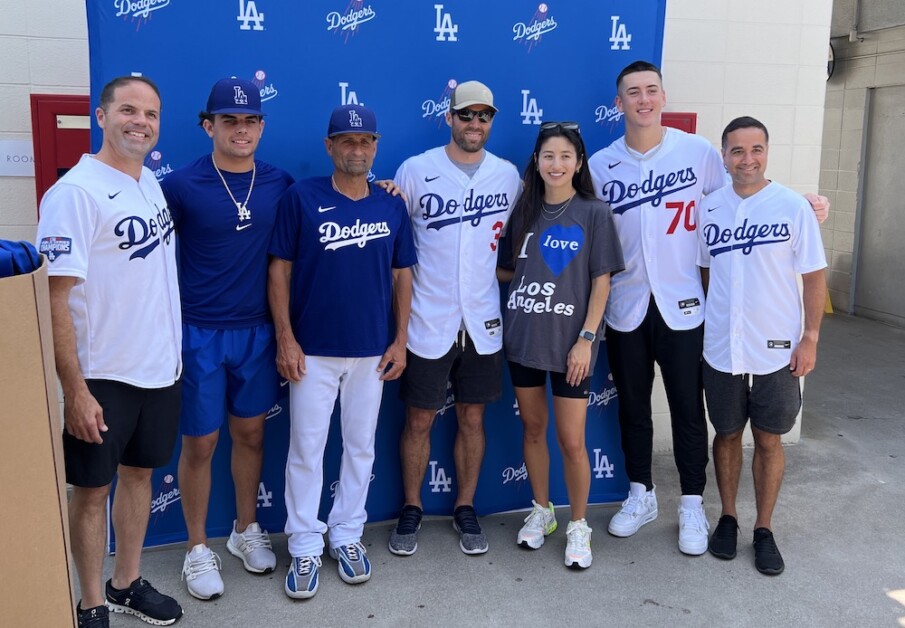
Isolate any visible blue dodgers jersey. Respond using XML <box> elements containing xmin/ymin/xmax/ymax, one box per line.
<box><xmin>162</xmin><ymin>155</ymin><xmax>294</xmax><ymax>328</ymax></box>
<box><xmin>269</xmin><ymin>176</ymin><xmax>417</xmax><ymax>357</ymax></box>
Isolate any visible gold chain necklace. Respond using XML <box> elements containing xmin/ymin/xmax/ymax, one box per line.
<box><xmin>212</xmin><ymin>153</ymin><xmax>255</xmax><ymax>222</ymax></box>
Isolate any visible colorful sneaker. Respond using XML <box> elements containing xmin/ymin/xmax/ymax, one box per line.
<box><xmin>105</xmin><ymin>577</ymin><xmax>183</xmax><ymax>626</ymax></box>
<box><xmin>181</xmin><ymin>543</ymin><xmax>224</xmax><ymax>600</ymax></box>
<box><xmin>564</xmin><ymin>519</ymin><xmax>593</xmax><ymax>569</ymax></box>
<box><xmin>677</xmin><ymin>495</ymin><xmax>709</xmax><ymax>555</ymax></box>
<box><xmin>285</xmin><ymin>555</ymin><xmax>322</xmax><ymax>599</ymax></box>
<box><xmin>708</xmin><ymin>514</ymin><xmax>739</xmax><ymax>560</ymax></box>
<box><xmin>452</xmin><ymin>505</ymin><xmax>488</xmax><ymax>555</ymax></box>
<box><xmin>517</xmin><ymin>500</ymin><xmax>558</xmax><ymax>549</ymax></box>
<box><xmin>77</xmin><ymin>603</ymin><xmax>109</xmax><ymax>628</ymax></box>
<box><xmin>227</xmin><ymin>521</ymin><xmax>276</xmax><ymax>574</ymax></box>
<box><xmin>608</xmin><ymin>482</ymin><xmax>658</xmax><ymax>537</ymax></box>
<box><xmin>328</xmin><ymin>542</ymin><xmax>372</xmax><ymax>584</ymax></box>
<box><xmin>753</xmin><ymin>528</ymin><xmax>785</xmax><ymax>575</ymax></box>
<box><xmin>388</xmin><ymin>504</ymin><xmax>423</xmax><ymax>556</ymax></box>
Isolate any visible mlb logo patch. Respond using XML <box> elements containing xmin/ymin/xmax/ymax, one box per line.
<box><xmin>39</xmin><ymin>236</ymin><xmax>72</xmax><ymax>262</ymax></box>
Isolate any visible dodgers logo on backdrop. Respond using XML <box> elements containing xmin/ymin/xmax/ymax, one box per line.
<box><xmin>339</xmin><ymin>82</ymin><xmax>365</xmax><ymax>106</ymax></box>
<box><xmin>252</xmin><ymin>70</ymin><xmax>279</xmax><ymax>102</ymax></box>
<box><xmin>422</xmin><ymin>79</ymin><xmax>456</xmax><ymax>126</ymax></box>
<box><xmin>434</xmin><ymin>4</ymin><xmax>458</xmax><ymax>41</ymax></box>
<box><xmin>39</xmin><ymin>237</ymin><xmax>72</xmax><ymax>262</ymax></box>
<box><xmin>150</xmin><ymin>474</ymin><xmax>181</xmax><ymax>516</ymax></box>
<box><xmin>521</xmin><ymin>89</ymin><xmax>543</xmax><ymax>125</ymax></box>
<box><xmin>327</xmin><ymin>1</ymin><xmax>376</xmax><ymax>42</ymax></box>
<box><xmin>257</xmin><ymin>482</ymin><xmax>273</xmax><ymax>508</ymax></box>
<box><xmin>592</xmin><ymin>449</ymin><xmax>615</xmax><ymax>479</ymax></box>
<box><xmin>609</xmin><ymin>15</ymin><xmax>632</xmax><ymax>50</ymax></box>
<box><xmin>144</xmin><ymin>150</ymin><xmax>173</xmax><ymax>182</ymax></box>
<box><xmin>429</xmin><ymin>460</ymin><xmax>452</xmax><ymax>493</ymax></box>
<box><xmin>114</xmin><ymin>0</ymin><xmax>170</xmax><ymax>29</ymax></box>
<box><xmin>237</xmin><ymin>0</ymin><xmax>265</xmax><ymax>31</ymax></box>
<box><xmin>512</xmin><ymin>3</ymin><xmax>558</xmax><ymax>51</ymax></box>
<box><xmin>601</xmin><ymin>167</ymin><xmax>698</xmax><ymax>214</ymax></box>
<box><xmin>703</xmin><ymin>219</ymin><xmax>792</xmax><ymax>257</ymax></box>
<box><xmin>502</xmin><ymin>462</ymin><xmax>528</xmax><ymax>485</ymax></box>
<box><xmin>595</xmin><ymin>99</ymin><xmax>624</xmax><ymax>128</ymax></box>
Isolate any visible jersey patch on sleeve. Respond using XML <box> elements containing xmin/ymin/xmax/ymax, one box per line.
<box><xmin>39</xmin><ymin>236</ymin><xmax>73</xmax><ymax>262</ymax></box>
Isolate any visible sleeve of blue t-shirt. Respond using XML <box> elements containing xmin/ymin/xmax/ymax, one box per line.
<box><xmin>269</xmin><ymin>186</ymin><xmax>302</xmax><ymax>262</ymax></box>
<box><xmin>159</xmin><ymin>174</ymin><xmax>184</xmax><ymax>227</ymax></box>
<box><xmin>391</xmin><ymin>197</ymin><xmax>418</xmax><ymax>269</ymax></box>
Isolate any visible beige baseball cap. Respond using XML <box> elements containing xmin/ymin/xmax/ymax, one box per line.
<box><xmin>450</xmin><ymin>80</ymin><xmax>497</xmax><ymax>112</ymax></box>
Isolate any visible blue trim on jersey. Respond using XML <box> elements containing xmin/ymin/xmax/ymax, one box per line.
<box><xmin>269</xmin><ymin>177</ymin><xmax>417</xmax><ymax>357</ymax></box>
<box><xmin>162</xmin><ymin>155</ymin><xmax>294</xmax><ymax>329</ymax></box>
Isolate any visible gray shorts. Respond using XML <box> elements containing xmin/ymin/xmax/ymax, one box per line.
<box><xmin>702</xmin><ymin>362</ymin><xmax>801</xmax><ymax>436</ymax></box>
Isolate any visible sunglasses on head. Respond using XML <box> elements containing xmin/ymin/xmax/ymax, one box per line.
<box><xmin>454</xmin><ymin>108</ymin><xmax>496</xmax><ymax>123</ymax></box>
<box><xmin>540</xmin><ymin>121</ymin><xmax>581</xmax><ymax>133</ymax></box>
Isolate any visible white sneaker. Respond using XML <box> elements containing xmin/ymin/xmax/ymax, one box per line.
<box><xmin>182</xmin><ymin>543</ymin><xmax>224</xmax><ymax>600</ymax></box>
<box><xmin>564</xmin><ymin>519</ymin><xmax>592</xmax><ymax>569</ymax></box>
<box><xmin>608</xmin><ymin>482</ymin><xmax>658</xmax><ymax>537</ymax></box>
<box><xmin>227</xmin><ymin>521</ymin><xmax>276</xmax><ymax>574</ymax></box>
<box><xmin>677</xmin><ymin>495</ymin><xmax>709</xmax><ymax>555</ymax></box>
<box><xmin>517</xmin><ymin>500</ymin><xmax>558</xmax><ymax>549</ymax></box>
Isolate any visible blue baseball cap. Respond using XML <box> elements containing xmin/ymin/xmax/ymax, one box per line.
<box><xmin>327</xmin><ymin>104</ymin><xmax>380</xmax><ymax>138</ymax></box>
<box><xmin>205</xmin><ymin>77</ymin><xmax>264</xmax><ymax>116</ymax></box>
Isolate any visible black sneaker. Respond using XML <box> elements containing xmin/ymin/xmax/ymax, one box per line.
<box><xmin>106</xmin><ymin>577</ymin><xmax>184</xmax><ymax>625</ymax></box>
<box><xmin>452</xmin><ymin>505</ymin><xmax>488</xmax><ymax>555</ymax></box>
<box><xmin>388</xmin><ymin>504</ymin><xmax>423</xmax><ymax>556</ymax></box>
<box><xmin>753</xmin><ymin>528</ymin><xmax>785</xmax><ymax>575</ymax></box>
<box><xmin>708</xmin><ymin>514</ymin><xmax>739</xmax><ymax>559</ymax></box>
<box><xmin>77</xmin><ymin>603</ymin><xmax>109</xmax><ymax>628</ymax></box>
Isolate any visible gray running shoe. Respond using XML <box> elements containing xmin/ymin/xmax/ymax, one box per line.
<box><xmin>389</xmin><ymin>504</ymin><xmax>423</xmax><ymax>556</ymax></box>
<box><xmin>453</xmin><ymin>505</ymin><xmax>488</xmax><ymax>555</ymax></box>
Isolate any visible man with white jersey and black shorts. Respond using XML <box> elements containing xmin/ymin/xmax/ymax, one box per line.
<box><xmin>37</xmin><ymin>75</ymin><xmax>183</xmax><ymax>628</ymax></box>
<box><xmin>161</xmin><ymin>78</ymin><xmax>293</xmax><ymax>600</ymax></box>
<box><xmin>388</xmin><ymin>80</ymin><xmax>522</xmax><ymax>557</ymax></box>
<box><xmin>269</xmin><ymin>104</ymin><xmax>416</xmax><ymax>599</ymax></box>
<box><xmin>588</xmin><ymin>61</ymin><xmax>829</xmax><ymax>556</ymax></box>
<box><xmin>699</xmin><ymin>116</ymin><xmax>827</xmax><ymax>576</ymax></box>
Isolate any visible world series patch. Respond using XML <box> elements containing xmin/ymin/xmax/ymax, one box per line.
<box><xmin>39</xmin><ymin>236</ymin><xmax>72</xmax><ymax>262</ymax></box>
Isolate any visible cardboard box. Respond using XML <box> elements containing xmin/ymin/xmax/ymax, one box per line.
<box><xmin>0</xmin><ymin>261</ymin><xmax>76</xmax><ymax>626</ymax></box>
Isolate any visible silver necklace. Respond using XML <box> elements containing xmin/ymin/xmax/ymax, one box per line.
<box><xmin>541</xmin><ymin>193</ymin><xmax>575</xmax><ymax>221</ymax></box>
<box><xmin>212</xmin><ymin>153</ymin><xmax>255</xmax><ymax>222</ymax></box>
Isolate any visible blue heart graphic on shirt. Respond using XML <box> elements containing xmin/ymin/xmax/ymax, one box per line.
<box><xmin>539</xmin><ymin>224</ymin><xmax>584</xmax><ymax>277</ymax></box>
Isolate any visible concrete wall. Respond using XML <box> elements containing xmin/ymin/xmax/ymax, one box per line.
<box><xmin>0</xmin><ymin>0</ymin><xmax>89</xmax><ymax>242</ymax></box>
<box><xmin>820</xmin><ymin>25</ymin><xmax>905</xmax><ymax>312</ymax></box>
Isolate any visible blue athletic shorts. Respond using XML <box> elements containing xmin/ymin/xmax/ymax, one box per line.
<box><xmin>180</xmin><ymin>323</ymin><xmax>280</xmax><ymax>436</ymax></box>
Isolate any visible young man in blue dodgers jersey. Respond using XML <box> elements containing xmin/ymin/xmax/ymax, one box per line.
<box><xmin>587</xmin><ymin>61</ymin><xmax>829</xmax><ymax>556</ymax></box>
<box><xmin>389</xmin><ymin>80</ymin><xmax>522</xmax><ymax>556</ymax></box>
<box><xmin>160</xmin><ymin>78</ymin><xmax>294</xmax><ymax>600</ymax></box>
<box><xmin>269</xmin><ymin>104</ymin><xmax>416</xmax><ymax>599</ymax></box>
<box><xmin>36</xmin><ymin>76</ymin><xmax>183</xmax><ymax>628</ymax></box>
<box><xmin>698</xmin><ymin>117</ymin><xmax>827</xmax><ymax>575</ymax></box>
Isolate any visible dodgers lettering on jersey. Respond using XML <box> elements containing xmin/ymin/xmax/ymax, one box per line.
<box><xmin>395</xmin><ymin>146</ymin><xmax>521</xmax><ymax>358</ymax></box>
<box><xmin>697</xmin><ymin>182</ymin><xmax>827</xmax><ymax>376</ymax></box>
<box><xmin>588</xmin><ymin>127</ymin><xmax>728</xmax><ymax>332</ymax></box>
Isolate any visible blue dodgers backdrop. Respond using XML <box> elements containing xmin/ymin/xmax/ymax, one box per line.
<box><xmin>87</xmin><ymin>0</ymin><xmax>666</xmax><ymax>550</ymax></box>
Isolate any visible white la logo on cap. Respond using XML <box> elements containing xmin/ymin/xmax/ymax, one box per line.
<box><xmin>348</xmin><ymin>110</ymin><xmax>363</xmax><ymax>128</ymax></box>
<box><xmin>233</xmin><ymin>86</ymin><xmax>249</xmax><ymax>105</ymax></box>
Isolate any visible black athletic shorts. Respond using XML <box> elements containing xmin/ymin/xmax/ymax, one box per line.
<box><xmin>507</xmin><ymin>361</ymin><xmax>591</xmax><ymax>399</ymax></box>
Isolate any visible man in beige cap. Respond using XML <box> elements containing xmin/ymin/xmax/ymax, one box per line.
<box><xmin>389</xmin><ymin>80</ymin><xmax>521</xmax><ymax>556</ymax></box>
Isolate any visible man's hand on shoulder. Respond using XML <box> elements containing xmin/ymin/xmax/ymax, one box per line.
<box><xmin>803</xmin><ymin>193</ymin><xmax>830</xmax><ymax>224</ymax></box>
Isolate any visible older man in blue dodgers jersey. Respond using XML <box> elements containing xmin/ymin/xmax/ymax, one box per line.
<box><xmin>269</xmin><ymin>104</ymin><xmax>416</xmax><ymax>599</ymax></box>
<box><xmin>36</xmin><ymin>75</ymin><xmax>183</xmax><ymax>628</ymax></box>
<box><xmin>698</xmin><ymin>117</ymin><xmax>827</xmax><ymax>576</ymax></box>
<box><xmin>160</xmin><ymin>78</ymin><xmax>294</xmax><ymax>601</ymax></box>
<box><xmin>389</xmin><ymin>80</ymin><xmax>522</xmax><ymax>556</ymax></box>
<box><xmin>588</xmin><ymin>61</ymin><xmax>829</xmax><ymax>557</ymax></box>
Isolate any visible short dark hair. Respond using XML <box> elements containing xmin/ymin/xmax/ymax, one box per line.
<box><xmin>616</xmin><ymin>60</ymin><xmax>662</xmax><ymax>91</ymax></box>
<box><xmin>721</xmin><ymin>116</ymin><xmax>769</xmax><ymax>149</ymax></box>
<box><xmin>198</xmin><ymin>111</ymin><xmax>213</xmax><ymax>127</ymax></box>
<box><xmin>99</xmin><ymin>75</ymin><xmax>161</xmax><ymax>112</ymax></box>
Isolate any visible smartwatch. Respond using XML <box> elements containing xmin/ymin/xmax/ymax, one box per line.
<box><xmin>579</xmin><ymin>329</ymin><xmax>596</xmax><ymax>342</ymax></box>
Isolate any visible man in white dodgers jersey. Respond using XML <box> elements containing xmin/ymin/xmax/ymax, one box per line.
<box><xmin>161</xmin><ymin>78</ymin><xmax>294</xmax><ymax>600</ymax></box>
<box><xmin>36</xmin><ymin>76</ymin><xmax>183</xmax><ymax>628</ymax></box>
<box><xmin>389</xmin><ymin>81</ymin><xmax>522</xmax><ymax>556</ymax></box>
<box><xmin>587</xmin><ymin>61</ymin><xmax>829</xmax><ymax>557</ymax></box>
<box><xmin>698</xmin><ymin>116</ymin><xmax>827</xmax><ymax>576</ymax></box>
<box><xmin>269</xmin><ymin>104</ymin><xmax>416</xmax><ymax>598</ymax></box>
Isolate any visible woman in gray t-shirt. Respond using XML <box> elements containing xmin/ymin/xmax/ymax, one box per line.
<box><xmin>498</xmin><ymin>122</ymin><xmax>624</xmax><ymax>570</ymax></box>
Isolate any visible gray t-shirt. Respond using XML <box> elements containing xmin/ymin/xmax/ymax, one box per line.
<box><xmin>500</xmin><ymin>195</ymin><xmax>624</xmax><ymax>374</ymax></box>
